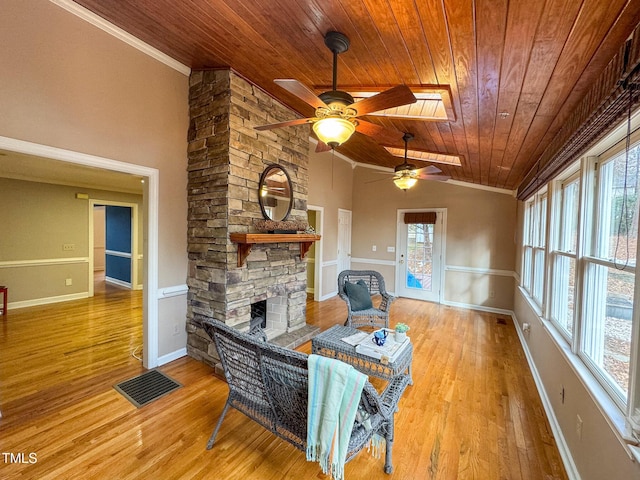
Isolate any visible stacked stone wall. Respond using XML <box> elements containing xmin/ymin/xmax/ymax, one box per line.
<box><xmin>186</xmin><ymin>69</ymin><xmax>310</xmax><ymax>366</ymax></box>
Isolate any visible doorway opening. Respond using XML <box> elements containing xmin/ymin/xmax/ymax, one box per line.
<box><xmin>307</xmin><ymin>205</ymin><xmax>324</xmax><ymax>300</ymax></box>
<box><xmin>90</xmin><ymin>201</ymin><xmax>141</xmax><ymax>296</ymax></box>
<box><xmin>0</xmin><ymin>135</ymin><xmax>159</xmax><ymax>367</ymax></box>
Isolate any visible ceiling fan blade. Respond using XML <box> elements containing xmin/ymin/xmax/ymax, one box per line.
<box><xmin>417</xmin><ymin>174</ymin><xmax>451</xmax><ymax>181</ymax></box>
<box><xmin>315</xmin><ymin>140</ymin><xmax>332</xmax><ymax>153</ymax></box>
<box><xmin>254</xmin><ymin>117</ymin><xmax>313</xmax><ymax>131</ymax></box>
<box><xmin>355</xmin><ymin>120</ymin><xmax>405</xmax><ymax>145</ymax></box>
<box><xmin>353</xmin><ymin>85</ymin><xmax>417</xmax><ymax>116</ymax></box>
<box><xmin>414</xmin><ymin>165</ymin><xmax>442</xmax><ymax>175</ymax></box>
<box><xmin>365</xmin><ymin>176</ymin><xmax>394</xmax><ymax>184</ymax></box>
<box><xmin>274</xmin><ymin>79</ymin><xmax>328</xmax><ymax>109</ymax></box>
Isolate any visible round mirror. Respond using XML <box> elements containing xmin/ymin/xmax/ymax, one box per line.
<box><xmin>258</xmin><ymin>165</ymin><xmax>293</xmax><ymax>221</ymax></box>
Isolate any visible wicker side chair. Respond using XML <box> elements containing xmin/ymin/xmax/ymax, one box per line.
<box><xmin>201</xmin><ymin>318</ymin><xmax>409</xmax><ymax>474</ymax></box>
<box><xmin>337</xmin><ymin>270</ymin><xmax>395</xmax><ymax>329</ymax></box>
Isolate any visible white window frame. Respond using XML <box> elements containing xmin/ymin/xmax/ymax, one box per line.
<box><xmin>529</xmin><ymin>191</ymin><xmax>547</xmax><ymax>310</ymax></box>
<box><xmin>520</xmin><ymin>111</ymin><xmax>640</xmax><ymax>447</ymax></box>
<box><xmin>579</xmin><ymin>149</ymin><xmax>639</xmax><ymax>409</ymax></box>
<box><xmin>549</xmin><ymin>171</ymin><xmax>581</xmax><ymax>341</ymax></box>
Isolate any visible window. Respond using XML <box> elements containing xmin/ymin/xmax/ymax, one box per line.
<box><xmin>522</xmin><ymin>193</ymin><xmax>547</xmax><ymax>308</ymax></box>
<box><xmin>549</xmin><ymin>174</ymin><xmax>580</xmax><ymax>339</ymax></box>
<box><xmin>521</xmin><ymin>109</ymin><xmax>640</xmax><ymax>438</ymax></box>
<box><xmin>581</xmin><ymin>146</ymin><xmax>640</xmax><ymax>403</ymax></box>
<box><xmin>522</xmin><ymin>201</ymin><xmax>534</xmax><ymax>292</ymax></box>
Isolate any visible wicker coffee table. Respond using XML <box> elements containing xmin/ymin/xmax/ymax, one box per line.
<box><xmin>311</xmin><ymin>325</ymin><xmax>413</xmax><ymax>385</ymax></box>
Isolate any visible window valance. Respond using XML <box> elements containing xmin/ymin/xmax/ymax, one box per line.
<box><xmin>404</xmin><ymin>212</ymin><xmax>437</xmax><ymax>224</ymax></box>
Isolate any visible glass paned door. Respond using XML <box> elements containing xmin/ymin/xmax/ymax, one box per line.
<box><xmin>397</xmin><ymin>213</ymin><xmax>443</xmax><ymax>302</ymax></box>
<box><xmin>407</xmin><ymin>223</ymin><xmax>434</xmax><ymax>291</ymax></box>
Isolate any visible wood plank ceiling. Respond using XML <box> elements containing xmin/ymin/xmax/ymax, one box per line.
<box><xmin>73</xmin><ymin>0</ymin><xmax>640</xmax><ymax>191</ymax></box>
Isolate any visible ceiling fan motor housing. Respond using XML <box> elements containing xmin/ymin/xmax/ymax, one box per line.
<box><xmin>319</xmin><ymin>90</ymin><xmax>355</xmax><ymax>107</ymax></box>
<box><xmin>324</xmin><ymin>31</ymin><xmax>350</xmax><ymax>54</ymax></box>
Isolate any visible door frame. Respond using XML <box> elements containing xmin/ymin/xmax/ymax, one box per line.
<box><xmin>395</xmin><ymin>208</ymin><xmax>447</xmax><ymax>303</ymax></box>
<box><xmin>337</xmin><ymin>208</ymin><xmax>352</xmax><ymax>273</ymax></box>
<box><xmin>307</xmin><ymin>205</ymin><xmax>324</xmax><ymax>301</ymax></box>
<box><xmin>89</xmin><ymin>200</ymin><xmax>140</xmax><ymax>295</ymax></box>
<box><xmin>0</xmin><ymin>135</ymin><xmax>159</xmax><ymax>368</ymax></box>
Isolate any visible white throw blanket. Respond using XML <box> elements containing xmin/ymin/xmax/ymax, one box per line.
<box><xmin>306</xmin><ymin>354</ymin><xmax>367</xmax><ymax>480</ymax></box>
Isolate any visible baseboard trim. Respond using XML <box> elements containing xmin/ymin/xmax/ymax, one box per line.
<box><xmin>8</xmin><ymin>292</ymin><xmax>89</xmax><ymax>310</ymax></box>
<box><xmin>511</xmin><ymin>312</ymin><xmax>581</xmax><ymax>480</ymax></box>
<box><xmin>157</xmin><ymin>348</ymin><xmax>187</xmax><ymax>366</ymax></box>
<box><xmin>105</xmin><ymin>276</ymin><xmax>132</xmax><ymax>288</ymax></box>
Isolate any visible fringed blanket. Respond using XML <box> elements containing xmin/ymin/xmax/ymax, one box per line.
<box><xmin>306</xmin><ymin>354</ymin><xmax>367</xmax><ymax>480</ymax></box>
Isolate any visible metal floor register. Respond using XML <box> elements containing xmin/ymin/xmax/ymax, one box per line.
<box><xmin>114</xmin><ymin>369</ymin><xmax>182</xmax><ymax>408</ymax></box>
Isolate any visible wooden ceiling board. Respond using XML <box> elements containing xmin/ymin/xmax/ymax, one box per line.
<box><xmin>490</xmin><ymin>0</ymin><xmax>545</xmax><ymax>189</ymax></box>
<box><xmin>385</xmin><ymin>0</ymin><xmax>438</xmax><ymax>85</ymax></box>
<box><xmin>504</xmin><ymin>0</ymin><xmax>640</xmax><ymax>188</ymax></box>
<box><xmin>333</xmin><ymin>1</ymin><xmax>406</xmax><ymax>85</ymax></box>
<box><xmin>413</xmin><ymin>0</ymin><xmax>470</xmax><ymax>182</ymax></box>
<box><xmin>443</xmin><ymin>0</ymin><xmax>480</xmax><ymax>184</ymax></box>
<box><xmin>71</xmin><ymin>0</ymin><xmax>640</xmax><ymax>190</ymax></box>
<box><xmin>214</xmin><ymin>0</ymin><xmax>331</xmax><ymax>84</ymax></box>
<box><xmin>358</xmin><ymin>0</ymin><xmax>421</xmax><ymax>84</ymax></box>
<box><xmin>475</xmin><ymin>0</ymin><xmax>507</xmax><ymax>186</ymax></box>
<box><xmin>493</xmin><ymin>0</ymin><xmax>582</xmax><ymax>188</ymax></box>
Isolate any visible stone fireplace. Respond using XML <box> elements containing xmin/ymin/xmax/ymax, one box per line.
<box><xmin>185</xmin><ymin>68</ymin><xmax>318</xmax><ymax>367</ymax></box>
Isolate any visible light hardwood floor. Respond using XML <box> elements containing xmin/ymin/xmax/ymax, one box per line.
<box><xmin>0</xmin><ymin>283</ymin><xmax>568</xmax><ymax>479</ymax></box>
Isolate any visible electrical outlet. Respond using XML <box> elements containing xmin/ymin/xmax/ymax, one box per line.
<box><xmin>387</xmin><ymin>246</ymin><xmax>395</xmax><ymax>253</ymax></box>
<box><xmin>489</xmin><ymin>290</ymin><xmax>496</xmax><ymax>298</ymax></box>
<box><xmin>372</xmin><ymin>245</ymin><xmax>377</xmax><ymax>252</ymax></box>
<box><xmin>65</xmin><ymin>278</ymin><xmax>73</xmax><ymax>286</ymax></box>
<box><xmin>173</xmin><ymin>324</ymin><xmax>180</xmax><ymax>335</ymax></box>
<box><xmin>63</xmin><ymin>243</ymin><xmax>75</xmax><ymax>251</ymax></box>
<box><xmin>576</xmin><ymin>414</ymin><xmax>583</xmax><ymax>440</ymax></box>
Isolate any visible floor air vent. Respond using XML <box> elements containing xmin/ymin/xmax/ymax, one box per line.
<box><xmin>114</xmin><ymin>369</ymin><xmax>182</xmax><ymax>408</ymax></box>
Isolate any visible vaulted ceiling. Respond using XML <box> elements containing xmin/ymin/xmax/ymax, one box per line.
<box><xmin>73</xmin><ymin>0</ymin><xmax>640</xmax><ymax>191</ymax></box>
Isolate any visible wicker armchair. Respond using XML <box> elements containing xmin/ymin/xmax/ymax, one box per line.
<box><xmin>338</xmin><ymin>270</ymin><xmax>395</xmax><ymax>329</ymax></box>
<box><xmin>201</xmin><ymin>318</ymin><xmax>409</xmax><ymax>474</ymax></box>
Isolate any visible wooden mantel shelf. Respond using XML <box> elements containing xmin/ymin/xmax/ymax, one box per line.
<box><xmin>230</xmin><ymin>233</ymin><xmax>321</xmax><ymax>267</ymax></box>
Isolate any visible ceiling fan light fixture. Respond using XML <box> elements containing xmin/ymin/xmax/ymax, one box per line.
<box><xmin>312</xmin><ymin>117</ymin><xmax>356</xmax><ymax>148</ymax></box>
<box><xmin>393</xmin><ymin>175</ymin><xmax>418</xmax><ymax>191</ymax></box>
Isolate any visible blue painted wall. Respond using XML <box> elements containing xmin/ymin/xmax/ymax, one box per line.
<box><xmin>105</xmin><ymin>206</ymin><xmax>132</xmax><ymax>284</ymax></box>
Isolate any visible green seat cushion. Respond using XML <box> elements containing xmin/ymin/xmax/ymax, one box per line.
<box><xmin>345</xmin><ymin>280</ymin><xmax>373</xmax><ymax>311</ymax></box>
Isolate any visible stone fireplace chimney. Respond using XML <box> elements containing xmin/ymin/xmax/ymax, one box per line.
<box><xmin>185</xmin><ymin>69</ymin><xmax>316</xmax><ymax>367</ymax></box>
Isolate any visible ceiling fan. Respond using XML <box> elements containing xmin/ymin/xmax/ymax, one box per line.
<box><xmin>371</xmin><ymin>133</ymin><xmax>451</xmax><ymax>190</ymax></box>
<box><xmin>254</xmin><ymin>31</ymin><xmax>417</xmax><ymax>150</ymax></box>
